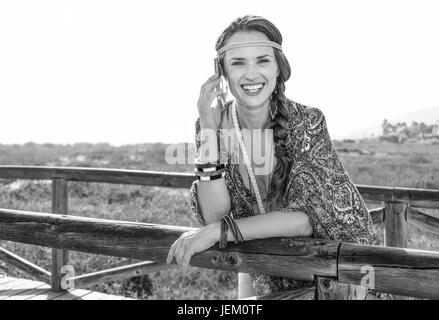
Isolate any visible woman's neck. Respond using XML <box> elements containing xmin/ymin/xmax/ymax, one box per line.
<box><xmin>235</xmin><ymin>100</ymin><xmax>270</xmax><ymax>130</ymax></box>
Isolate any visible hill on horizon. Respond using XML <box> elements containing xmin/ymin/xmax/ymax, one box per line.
<box><xmin>344</xmin><ymin>106</ymin><xmax>439</xmax><ymax>139</ymax></box>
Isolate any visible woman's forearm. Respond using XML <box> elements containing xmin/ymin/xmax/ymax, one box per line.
<box><xmin>219</xmin><ymin>211</ymin><xmax>313</xmax><ymax>243</ymax></box>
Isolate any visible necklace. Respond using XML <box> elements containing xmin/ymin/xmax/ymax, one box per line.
<box><xmin>231</xmin><ymin>100</ymin><xmax>272</xmax><ymax>215</ymax></box>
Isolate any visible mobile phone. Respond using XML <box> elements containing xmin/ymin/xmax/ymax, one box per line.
<box><xmin>214</xmin><ymin>57</ymin><xmax>225</xmax><ymax>108</ymax></box>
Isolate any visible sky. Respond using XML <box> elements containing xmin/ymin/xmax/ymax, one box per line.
<box><xmin>1</xmin><ymin>0</ymin><xmax>438</xmax><ymax>145</ymax></box>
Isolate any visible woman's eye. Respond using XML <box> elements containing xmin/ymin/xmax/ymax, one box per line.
<box><xmin>231</xmin><ymin>62</ymin><xmax>244</xmax><ymax>66</ymax></box>
<box><xmin>258</xmin><ymin>59</ymin><xmax>270</xmax><ymax>64</ymax></box>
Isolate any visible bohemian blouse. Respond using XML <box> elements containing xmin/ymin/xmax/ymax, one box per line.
<box><xmin>189</xmin><ymin>99</ymin><xmax>376</xmax><ymax>298</ymax></box>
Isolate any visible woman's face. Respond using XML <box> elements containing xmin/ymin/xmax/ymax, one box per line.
<box><xmin>223</xmin><ymin>31</ymin><xmax>279</xmax><ymax>110</ymax></box>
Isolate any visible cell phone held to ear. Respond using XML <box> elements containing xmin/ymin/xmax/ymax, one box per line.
<box><xmin>214</xmin><ymin>57</ymin><xmax>225</xmax><ymax>109</ymax></box>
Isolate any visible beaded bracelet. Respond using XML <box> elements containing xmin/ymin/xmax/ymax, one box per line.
<box><xmin>219</xmin><ymin>218</ymin><xmax>228</xmax><ymax>249</ymax></box>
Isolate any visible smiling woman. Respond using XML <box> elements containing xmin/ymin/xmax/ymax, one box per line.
<box><xmin>166</xmin><ymin>15</ymin><xmax>382</xmax><ymax>300</ymax></box>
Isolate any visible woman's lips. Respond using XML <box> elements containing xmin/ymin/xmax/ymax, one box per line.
<box><xmin>241</xmin><ymin>83</ymin><xmax>265</xmax><ymax>95</ymax></box>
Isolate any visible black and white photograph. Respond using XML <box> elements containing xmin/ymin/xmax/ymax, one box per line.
<box><xmin>0</xmin><ymin>0</ymin><xmax>439</xmax><ymax>306</ymax></box>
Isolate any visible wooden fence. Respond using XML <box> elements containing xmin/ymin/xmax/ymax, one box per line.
<box><xmin>0</xmin><ymin>165</ymin><xmax>439</xmax><ymax>299</ymax></box>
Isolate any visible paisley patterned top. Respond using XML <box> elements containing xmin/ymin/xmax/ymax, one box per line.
<box><xmin>189</xmin><ymin>99</ymin><xmax>376</xmax><ymax>297</ymax></box>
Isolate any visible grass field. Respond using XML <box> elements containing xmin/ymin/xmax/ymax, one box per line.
<box><xmin>0</xmin><ymin>139</ymin><xmax>438</xmax><ymax>299</ymax></box>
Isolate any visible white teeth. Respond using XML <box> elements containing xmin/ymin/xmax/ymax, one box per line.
<box><xmin>242</xmin><ymin>84</ymin><xmax>264</xmax><ymax>91</ymax></box>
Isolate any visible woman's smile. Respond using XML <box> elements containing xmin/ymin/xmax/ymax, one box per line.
<box><xmin>241</xmin><ymin>83</ymin><xmax>265</xmax><ymax>95</ymax></box>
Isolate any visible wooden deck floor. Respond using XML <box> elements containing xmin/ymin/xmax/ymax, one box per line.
<box><xmin>0</xmin><ymin>275</ymin><xmax>135</xmax><ymax>300</ymax></box>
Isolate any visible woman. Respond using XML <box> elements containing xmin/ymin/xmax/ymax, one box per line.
<box><xmin>166</xmin><ymin>15</ymin><xmax>376</xmax><ymax>299</ymax></box>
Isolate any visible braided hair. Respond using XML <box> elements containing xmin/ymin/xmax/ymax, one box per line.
<box><xmin>215</xmin><ymin>15</ymin><xmax>292</xmax><ymax>207</ymax></box>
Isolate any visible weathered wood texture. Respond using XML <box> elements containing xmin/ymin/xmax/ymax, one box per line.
<box><xmin>72</xmin><ymin>261</ymin><xmax>178</xmax><ymax>288</ymax></box>
<box><xmin>357</xmin><ymin>184</ymin><xmax>439</xmax><ymax>203</ymax></box>
<box><xmin>0</xmin><ymin>166</ymin><xmax>194</xmax><ymax>188</ymax></box>
<box><xmin>0</xmin><ymin>209</ymin><xmax>339</xmax><ymax>281</ymax></box>
<box><xmin>316</xmin><ymin>276</ymin><xmax>367</xmax><ymax>300</ymax></box>
<box><xmin>338</xmin><ymin>242</ymin><xmax>439</xmax><ymax>299</ymax></box>
<box><xmin>244</xmin><ymin>286</ymin><xmax>315</xmax><ymax>300</ymax></box>
<box><xmin>0</xmin><ymin>247</ymin><xmax>51</xmax><ymax>284</ymax></box>
<box><xmin>384</xmin><ymin>201</ymin><xmax>408</xmax><ymax>248</ymax></box>
<box><xmin>1</xmin><ymin>209</ymin><xmax>439</xmax><ymax>298</ymax></box>
<box><xmin>51</xmin><ymin>178</ymin><xmax>69</xmax><ymax>291</ymax></box>
<box><xmin>368</xmin><ymin>207</ymin><xmax>384</xmax><ymax>225</ymax></box>
<box><xmin>0</xmin><ymin>276</ymin><xmax>135</xmax><ymax>300</ymax></box>
<box><xmin>1</xmin><ymin>166</ymin><xmax>439</xmax><ymax>204</ymax></box>
<box><xmin>408</xmin><ymin>207</ymin><xmax>439</xmax><ymax>237</ymax></box>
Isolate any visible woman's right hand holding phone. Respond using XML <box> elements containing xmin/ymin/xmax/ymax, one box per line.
<box><xmin>197</xmin><ymin>74</ymin><xmax>224</xmax><ymax>131</ymax></box>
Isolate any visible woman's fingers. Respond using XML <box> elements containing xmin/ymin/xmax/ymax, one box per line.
<box><xmin>166</xmin><ymin>238</ymin><xmax>179</xmax><ymax>264</ymax></box>
<box><xmin>181</xmin><ymin>248</ymin><xmax>195</xmax><ymax>274</ymax></box>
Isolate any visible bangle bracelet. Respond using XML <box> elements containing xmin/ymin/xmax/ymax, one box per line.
<box><xmin>194</xmin><ymin>158</ymin><xmax>221</xmax><ymax>169</ymax></box>
<box><xmin>224</xmin><ymin>215</ymin><xmax>244</xmax><ymax>243</ymax></box>
<box><xmin>194</xmin><ymin>167</ymin><xmax>226</xmax><ymax>177</ymax></box>
<box><xmin>219</xmin><ymin>219</ymin><xmax>228</xmax><ymax>249</ymax></box>
<box><xmin>195</xmin><ymin>163</ymin><xmax>226</xmax><ymax>173</ymax></box>
<box><xmin>197</xmin><ymin>172</ymin><xmax>225</xmax><ymax>181</ymax></box>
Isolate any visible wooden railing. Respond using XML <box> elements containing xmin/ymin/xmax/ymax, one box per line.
<box><xmin>0</xmin><ymin>165</ymin><xmax>439</xmax><ymax>299</ymax></box>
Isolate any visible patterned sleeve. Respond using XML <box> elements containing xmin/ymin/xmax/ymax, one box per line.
<box><xmin>281</xmin><ymin>107</ymin><xmax>374</xmax><ymax>245</ymax></box>
<box><xmin>189</xmin><ymin>118</ymin><xmax>207</xmax><ymax>226</ymax></box>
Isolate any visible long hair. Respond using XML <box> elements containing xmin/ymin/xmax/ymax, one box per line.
<box><xmin>215</xmin><ymin>15</ymin><xmax>292</xmax><ymax>206</ymax></box>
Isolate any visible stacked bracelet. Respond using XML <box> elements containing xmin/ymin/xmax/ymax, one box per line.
<box><xmin>194</xmin><ymin>158</ymin><xmax>227</xmax><ymax>180</ymax></box>
<box><xmin>221</xmin><ymin>215</ymin><xmax>244</xmax><ymax>244</ymax></box>
<box><xmin>219</xmin><ymin>218</ymin><xmax>228</xmax><ymax>249</ymax></box>
<box><xmin>197</xmin><ymin>171</ymin><xmax>226</xmax><ymax>181</ymax></box>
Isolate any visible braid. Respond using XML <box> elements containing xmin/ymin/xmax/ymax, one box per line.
<box><xmin>268</xmin><ymin>77</ymin><xmax>291</xmax><ymax>206</ymax></box>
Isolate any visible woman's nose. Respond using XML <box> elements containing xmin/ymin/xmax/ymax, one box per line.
<box><xmin>244</xmin><ymin>64</ymin><xmax>259</xmax><ymax>81</ymax></box>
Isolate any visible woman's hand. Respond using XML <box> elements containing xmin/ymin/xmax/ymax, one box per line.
<box><xmin>166</xmin><ymin>222</ymin><xmax>220</xmax><ymax>274</ymax></box>
<box><xmin>197</xmin><ymin>74</ymin><xmax>225</xmax><ymax>130</ymax></box>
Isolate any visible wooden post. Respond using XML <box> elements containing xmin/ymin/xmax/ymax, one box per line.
<box><xmin>315</xmin><ymin>277</ymin><xmax>367</xmax><ymax>300</ymax></box>
<box><xmin>384</xmin><ymin>201</ymin><xmax>408</xmax><ymax>248</ymax></box>
<box><xmin>51</xmin><ymin>178</ymin><xmax>69</xmax><ymax>291</ymax></box>
<box><xmin>384</xmin><ymin>200</ymin><xmax>408</xmax><ymax>299</ymax></box>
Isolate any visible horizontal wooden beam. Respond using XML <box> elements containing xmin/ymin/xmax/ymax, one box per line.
<box><xmin>0</xmin><ymin>247</ymin><xmax>51</xmax><ymax>284</ymax></box>
<box><xmin>72</xmin><ymin>261</ymin><xmax>178</xmax><ymax>288</ymax></box>
<box><xmin>0</xmin><ymin>208</ymin><xmax>339</xmax><ymax>281</ymax></box>
<box><xmin>357</xmin><ymin>184</ymin><xmax>439</xmax><ymax>202</ymax></box>
<box><xmin>1</xmin><ymin>166</ymin><xmax>439</xmax><ymax>203</ymax></box>
<box><xmin>0</xmin><ymin>166</ymin><xmax>194</xmax><ymax>188</ymax></box>
<box><xmin>338</xmin><ymin>242</ymin><xmax>439</xmax><ymax>299</ymax></box>
<box><xmin>407</xmin><ymin>207</ymin><xmax>439</xmax><ymax>237</ymax></box>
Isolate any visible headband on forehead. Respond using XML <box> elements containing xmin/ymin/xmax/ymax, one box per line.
<box><xmin>217</xmin><ymin>40</ymin><xmax>282</xmax><ymax>56</ymax></box>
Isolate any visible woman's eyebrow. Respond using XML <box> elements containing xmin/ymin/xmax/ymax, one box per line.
<box><xmin>228</xmin><ymin>54</ymin><xmax>273</xmax><ymax>61</ymax></box>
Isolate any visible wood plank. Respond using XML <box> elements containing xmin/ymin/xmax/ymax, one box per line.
<box><xmin>28</xmin><ymin>288</ymin><xmax>71</xmax><ymax>300</ymax></box>
<box><xmin>77</xmin><ymin>291</ymin><xmax>113</xmax><ymax>300</ymax></box>
<box><xmin>0</xmin><ymin>276</ymin><xmax>17</xmax><ymax>286</ymax></box>
<box><xmin>55</xmin><ymin>288</ymin><xmax>93</xmax><ymax>300</ymax></box>
<box><xmin>51</xmin><ymin>178</ymin><xmax>69</xmax><ymax>291</ymax></box>
<box><xmin>357</xmin><ymin>184</ymin><xmax>439</xmax><ymax>203</ymax></box>
<box><xmin>407</xmin><ymin>207</ymin><xmax>439</xmax><ymax>237</ymax></box>
<box><xmin>5</xmin><ymin>284</ymin><xmax>51</xmax><ymax>300</ymax></box>
<box><xmin>72</xmin><ymin>261</ymin><xmax>177</xmax><ymax>288</ymax></box>
<box><xmin>0</xmin><ymin>209</ymin><xmax>340</xmax><ymax>281</ymax></box>
<box><xmin>384</xmin><ymin>202</ymin><xmax>408</xmax><ymax>248</ymax></box>
<box><xmin>338</xmin><ymin>242</ymin><xmax>439</xmax><ymax>299</ymax></box>
<box><xmin>316</xmin><ymin>277</ymin><xmax>367</xmax><ymax>300</ymax></box>
<box><xmin>243</xmin><ymin>286</ymin><xmax>315</xmax><ymax>300</ymax></box>
<box><xmin>0</xmin><ymin>278</ymin><xmax>29</xmax><ymax>292</ymax></box>
<box><xmin>0</xmin><ymin>166</ymin><xmax>194</xmax><ymax>189</ymax></box>
<box><xmin>0</xmin><ymin>247</ymin><xmax>51</xmax><ymax>283</ymax></box>
<box><xmin>0</xmin><ymin>280</ymin><xmax>47</xmax><ymax>299</ymax></box>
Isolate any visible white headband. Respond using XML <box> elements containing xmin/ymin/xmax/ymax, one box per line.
<box><xmin>217</xmin><ymin>40</ymin><xmax>282</xmax><ymax>56</ymax></box>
